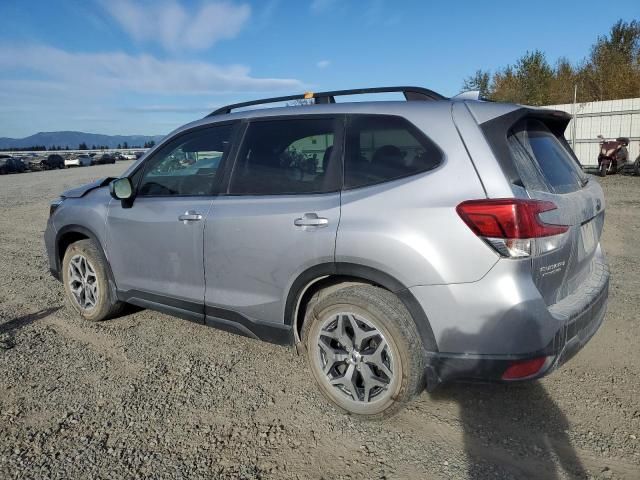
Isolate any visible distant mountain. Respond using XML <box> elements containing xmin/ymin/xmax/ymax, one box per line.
<box><xmin>0</xmin><ymin>131</ymin><xmax>165</xmax><ymax>150</ymax></box>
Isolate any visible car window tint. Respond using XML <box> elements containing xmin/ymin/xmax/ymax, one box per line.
<box><xmin>137</xmin><ymin>124</ymin><xmax>234</xmax><ymax>197</ymax></box>
<box><xmin>344</xmin><ymin>116</ymin><xmax>442</xmax><ymax>189</ymax></box>
<box><xmin>229</xmin><ymin>118</ymin><xmax>341</xmax><ymax>195</ymax></box>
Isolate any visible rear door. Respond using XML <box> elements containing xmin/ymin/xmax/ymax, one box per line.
<box><xmin>504</xmin><ymin>117</ymin><xmax>605</xmax><ymax>305</ymax></box>
<box><xmin>203</xmin><ymin>116</ymin><xmax>343</xmax><ymax>328</ymax></box>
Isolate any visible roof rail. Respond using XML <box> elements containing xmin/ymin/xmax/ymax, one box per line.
<box><xmin>206</xmin><ymin>86</ymin><xmax>447</xmax><ymax>117</ymax></box>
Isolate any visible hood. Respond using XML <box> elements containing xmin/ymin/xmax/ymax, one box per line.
<box><xmin>61</xmin><ymin>177</ymin><xmax>115</xmax><ymax>198</ymax></box>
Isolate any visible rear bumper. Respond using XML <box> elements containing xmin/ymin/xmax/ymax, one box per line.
<box><xmin>426</xmin><ymin>274</ymin><xmax>608</xmax><ymax>386</ymax></box>
<box><xmin>413</xmin><ymin>246</ymin><xmax>610</xmax><ymax>387</ymax></box>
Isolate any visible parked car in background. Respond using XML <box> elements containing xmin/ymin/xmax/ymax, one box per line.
<box><xmin>44</xmin><ymin>154</ymin><xmax>66</xmax><ymax>170</ymax></box>
<box><xmin>94</xmin><ymin>153</ymin><xmax>116</xmax><ymax>165</ymax></box>
<box><xmin>65</xmin><ymin>154</ymin><xmax>92</xmax><ymax>168</ymax></box>
<box><xmin>121</xmin><ymin>152</ymin><xmax>138</xmax><ymax>160</ymax></box>
<box><xmin>0</xmin><ymin>156</ymin><xmax>27</xmax><ymax>174</ymax></box>
<box><xmin>134</xmin><ymin>151</ymin><xmax>145</xmax><ymax>159</ymax></box>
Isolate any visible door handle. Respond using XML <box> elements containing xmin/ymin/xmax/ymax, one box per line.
<box><xmin>178</xmin><ymin>210</ymin><xmax>203</xmax><ymax>223</ymax></box>
<box><xmin>294</xmin><ymin>213</ymin><xmax>329</xmax><ymax>228</ymax></box>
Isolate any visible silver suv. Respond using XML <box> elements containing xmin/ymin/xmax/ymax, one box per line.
<box><xmin>45</xmin><ymin>87</ymin><xmax>609</xmax><ymax>418</ymax></box>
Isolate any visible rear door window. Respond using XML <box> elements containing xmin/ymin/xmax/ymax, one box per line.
<box><xmin>344</xmin><ymin>115</ymin><xmax>442</xmax><ymax>189</ymax></box>
<box><xmin>507</xmin><ymin>119</ymin><xmax>586</xmax><ymax>194</ymax></box>
<box><xmin>229</xmin><ymin>117</ymin><xmax>342</xmax><ymax>195</ymax></box>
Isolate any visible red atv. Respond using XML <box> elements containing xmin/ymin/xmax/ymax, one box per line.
<box><xmin>597</xmin><ymin>136</ymin><xmax>629</xmax><ymax>176</ymax></box>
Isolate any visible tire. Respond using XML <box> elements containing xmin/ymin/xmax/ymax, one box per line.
<box><xmin>302</xmin><ymin>284</ymin><xmax>425</xmax><ymax>419</ymax></box>
<box><xmin>599</xmin><ymin>161</ymin><xmax>607</xmax><ymax>177</ymax></box>
<box><xmin>635</xmin><ymin>157</ymin><xmax>640</xmax><ymax>176</ymax></box>
<box><xmin>62</xmin><ymin>239</ymin><xmax>123</xmax><ymax>321</ymax></box>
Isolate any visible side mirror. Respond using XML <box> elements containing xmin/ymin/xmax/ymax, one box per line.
<box><xmin>110</xmin><ymin>177</ymin><xmax>133</xmax><ymax>200</ymax></box>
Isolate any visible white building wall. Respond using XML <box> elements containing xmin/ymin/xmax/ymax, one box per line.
<box><xmin>544</xmin><ymin>98</ymin><xmax>640</xmax><ymax>166</ymax></box>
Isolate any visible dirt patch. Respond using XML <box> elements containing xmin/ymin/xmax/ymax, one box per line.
<box><xmin>0</xmin><ymin>165</ymin><xmax>638</xmax><ymax>479</ymax></box>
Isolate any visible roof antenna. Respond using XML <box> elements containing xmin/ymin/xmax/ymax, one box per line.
<box><xmin>453</xmin><ymin>90</ymin><xmax>481</xmax><ymax>101</ymax></box>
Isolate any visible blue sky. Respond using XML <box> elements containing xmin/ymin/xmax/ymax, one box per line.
<box><xmin>0</xmin><ymin>0</ymin><xmax>636</xmax><ymax>138</ymax></box>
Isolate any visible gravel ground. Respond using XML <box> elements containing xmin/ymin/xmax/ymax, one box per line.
<box><xmin>0</xmin><ymin>163</ymin><xmax>638</xmax><ymax>480</ymax></box>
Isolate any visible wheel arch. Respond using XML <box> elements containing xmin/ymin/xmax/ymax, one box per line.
<box><xmin>285</xmin><ymin>262</ymin><xmax>439</xmax><ymax>353</ymax></box>
<box><xmin>55</xmin><ymin>225</ymin><xmax>118</xmax><ymax>295</ymax></box>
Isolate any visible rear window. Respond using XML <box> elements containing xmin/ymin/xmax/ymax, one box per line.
<box><xmin>507</xmin><ymin>119</ymin><xmax>586</xmax><ymax>194</ymax></box>
<box><xmin>344</xmin><ymin>116</ymin><xmax>442</xmax><ymax>189</ymax></box>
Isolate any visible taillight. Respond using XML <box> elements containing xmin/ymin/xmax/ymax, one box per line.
<box><xmin>456</xmin><ymin>199</ymin><xmax>569</xmax><ymax>258</ymax></box>
<box><xmin>502</xmin><ymin>356</ymin><xmax>548</xmax><ymax>380</ymax></box>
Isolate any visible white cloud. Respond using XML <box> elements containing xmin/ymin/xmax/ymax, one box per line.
<box><xmin>316</xmin><ymin>60</ymin><xmax>330</xmax><ymax>69</ymax></box>
<box><xmin>0</xmin><ymin>44</ymin><xmax>302</xmax><ymax>95</ymax></box>
<box><xmin>102</xmin><ymin>0</ymin><xmax>251</xmax><ymax>51</ymax></box>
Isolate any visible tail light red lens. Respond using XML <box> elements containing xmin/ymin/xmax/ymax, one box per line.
<box><xmin>456</xmin><ymin>199</ymin><xmax>568</xmax><ymax>239</ymax></box>
<box><xmin>502</xmin><ymin>356</ymin><xmax>548</xmax><ymax>380</ymax></box>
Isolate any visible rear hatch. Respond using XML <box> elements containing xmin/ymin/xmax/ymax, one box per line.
<box><xmin>482</xmin><ymin>108</ymin><xmax>605</xmax><ymax>305</ymax></box>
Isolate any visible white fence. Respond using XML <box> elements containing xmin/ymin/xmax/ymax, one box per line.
<box><xmin>544</xmin><ymin>98</ymin><xmax>640</xmax><ymax>166</ymax></box>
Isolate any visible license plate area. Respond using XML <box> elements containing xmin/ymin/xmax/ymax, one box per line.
<box><xmin>578</xmin><ymin>218</ymin><xmax>598</xmax><ymax>261</ymax></box>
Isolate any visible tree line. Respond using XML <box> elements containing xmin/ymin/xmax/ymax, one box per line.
<box><xmin>1</xmin><ymin>140</ymin><xmax>155</xmax><ymax>152</ymax></box>
<box><xmin>463</xmin><ymin>19</ymin><xmax>640</xmax><ymax>105</ymax></box>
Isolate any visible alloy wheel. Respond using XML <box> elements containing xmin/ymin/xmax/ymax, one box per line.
<box><xmin>67</xmin><ymin>254</ymin><xmax>99</xmax><ymax>310</ymax></box>
<box><xmin>314</xmin><ymin>313</ymin><xmax>395</xmax><ymax>404</ymax></box>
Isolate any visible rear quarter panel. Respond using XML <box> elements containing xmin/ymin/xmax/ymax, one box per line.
<box><xmin>336</xmin><ymin>107</ymin><xmax>499</xmax><ymax>287</ymax></box>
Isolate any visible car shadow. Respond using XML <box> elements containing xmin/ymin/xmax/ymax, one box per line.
<box><xmin>0</xmin><ymin>306</ymin><xmax>61</xmax><ymax>337</ymax></box>
<box><xmin>430</xmin><ymin>320</ymin><xmax>589</xmax><ymax>479</ymax></box>
<box><xmin>431</xmin><ymin>381</ymin><xmax>587</xmax><ymax>479</ymax></box>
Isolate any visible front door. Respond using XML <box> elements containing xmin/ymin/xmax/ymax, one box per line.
<box><xmin>106</xmin><ymin>123</ymin><xmax>237</xmax><ymax>310</ymax></box>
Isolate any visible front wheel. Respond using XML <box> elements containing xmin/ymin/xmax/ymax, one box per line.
<box><xmin>62</xmin><ymin>239</ymin><xmax>123</xmax><ymax>321</ymax></box>
<box><xmin>599</xmin><ymin>161</ymin><xmax>608</xmax><ymax>177</ymax></box>
<box><xmin>302</xmin><ymin>285</ymin><xmax>425</xmax><ymax>419</ymax></box>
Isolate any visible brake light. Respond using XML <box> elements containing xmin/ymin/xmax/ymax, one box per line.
<box><xmin>502</xmin><ymin>356</ymin><xmax>547</xmax><ymax>380</ymax></box>
<box><xmin>456</xmin><ymin>199</ymin><xmax>569</xmax><ymax>258</ymax></box>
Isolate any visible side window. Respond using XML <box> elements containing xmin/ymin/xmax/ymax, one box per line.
<box><xmin>137</xmin><ymin>124</ymin><xmax>234</xmax><ymax>197</ymax></box>
<box><xmin>229</xmin><ymin>118</ymin><xmax>341</xmax><ymax>195</ymax></box>
<box><xmin>344</xmin><ymin>116</ymin><xmax>442</xmax><ymax>189</ymax></box>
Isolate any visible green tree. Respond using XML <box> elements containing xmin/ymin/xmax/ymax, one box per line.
<box><xmin>462</xmin><ymin>70</ymin><xmax>491</xmax><ymax>99</ymax></box>
<box><xmin>548</xmin><ymin>58</ymin><xmax>577</xmax><ymax>104</ymax></box>
<box><xmin>579</xmin><ymin>20</ymin><xmax>640</xmax><ymax>101</ymax></box>
<box><xmin>462</xmin><ymin>19</ymin><xmax>640</xmax><ymax>106</ymax></box>
<box><xmin>491</xmin><ymin>50</ymin><xmax>554</xmax><ymax>105</ymax></box>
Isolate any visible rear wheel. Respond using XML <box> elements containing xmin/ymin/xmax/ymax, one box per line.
<box><xmin>62</xmin><ymin>239</ymin><xmax>123</xmax><ymax>321</ymax></box>
<box><xmin>302</xmin><ymin>285</ymin><xmax>424</xmax><ymax>419</ymax></box>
